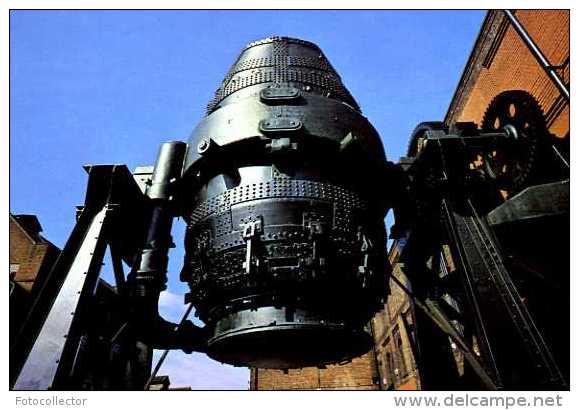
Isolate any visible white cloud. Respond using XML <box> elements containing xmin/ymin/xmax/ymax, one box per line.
<box><xmin>153</xmin><ymin>350</ymin><xmax>250</xmax><ymax>390</ymax></box>
<box><xmin>154</xmin><ymin>291</ymin><xmax>249</xmax><ymax>389</ymax></box>
<box><xmin>158</xmin><ymin>289</ymin><xmax>187</xmax><ymax>323</ymax></box>
<box><xmin>159</xmin><ymin>289</ymin><xmax>184</xmax><ymax>307</ymax></box>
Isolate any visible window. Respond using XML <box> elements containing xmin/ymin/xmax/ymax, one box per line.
<box><xmin>10</xmin><ymin>263</ymin><xmax>20</xmax><ymax>278</ymax></box>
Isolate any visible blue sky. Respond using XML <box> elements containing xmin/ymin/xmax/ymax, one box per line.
<box><xmin>10</xmin><ymin>10</ymin><xmax>485</xmax><ymax>389</ymax></box>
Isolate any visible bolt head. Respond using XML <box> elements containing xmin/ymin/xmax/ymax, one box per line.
<box><xmin>197</xmin><ymin>138</ymin><xmax>211</xmax><ymax>154</ymax></box>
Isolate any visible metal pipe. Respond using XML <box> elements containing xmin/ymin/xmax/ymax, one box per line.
<box><xmin>503</xmin><ymin>10</ymin><xmax>569</xmax><ymax>101</ymax></box>
<box><xmin>551</xmin><ymin>144</ymin><xmax>570</xmax><ymax>168</ymax></box>
<box><xmin>143</xmin><ymin>303</ymin><xmax>194</xmax><ymax>390</ymax></box>
<box><xmin>128</xmin><ymin>141</ymin><xmax>185</xmax><ymax>297</ymax></box>
<box><xmin>127</xmin><ymin>141</ymin><xmax>206</xmax><ymax>353</ymax></box>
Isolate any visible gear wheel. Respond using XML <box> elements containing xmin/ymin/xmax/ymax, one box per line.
<box><xmin>480</xmin><ymin>90</ymin><xmax>547</xmax><ymax>192</ymax></box>
<box><xmin>407</xmin><ymin>121</ymin><xmax>449</xmax><ymax>156</ymax></box>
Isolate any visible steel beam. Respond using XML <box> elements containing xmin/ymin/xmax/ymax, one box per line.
<box><xmin>14</xmin><ymin>207</ymin><xmax>110</xmax><ymax>390</ymax></box>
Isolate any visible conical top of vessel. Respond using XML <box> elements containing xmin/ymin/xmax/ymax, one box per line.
<box><xmin>206</xmin><ymin>36</ymin><xmax>360</xmax><ymax>114</ymax></box>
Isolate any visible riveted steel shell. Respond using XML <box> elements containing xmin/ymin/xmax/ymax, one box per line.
<box><xmin>180</xmin><ymin>37</ymin><xmax>391</xmax><ymax>369</ymax></box>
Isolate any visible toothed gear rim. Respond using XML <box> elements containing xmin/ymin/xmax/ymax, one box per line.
<box><xmin>407</xmin><ymin>121</ymin><xmax>449</xmax><ymax>157</ymax></box>
<box><xmin>480</xmin><ymin>90</ymin><xmax>546</xmax><ymax>192</ymax></box>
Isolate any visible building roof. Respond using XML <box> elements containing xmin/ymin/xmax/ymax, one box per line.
<box><xmin>10</xmin><ymin>213</ymin><xmax>51</xmax><ymax>244</ymax></box>
<box><xmin>444</xmin><ymin>10</ymin><xmax>503</xmax><ymax>124</ymax></box>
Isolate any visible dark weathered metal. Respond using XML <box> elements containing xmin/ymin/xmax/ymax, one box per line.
<box><xmin>179</xmin><ymin>37</ymin><xmax>391</xmax><ymax>368</ymax></box>
<box><xmin>143</xmin><ymin>303</ymin><xmax>194</xmax><ymax>391</ymax></box>
<box><xmin>480</xmin><ymin>90</ymin><xmax>546</xmax><ymax>192</ymax></box>
<box><xmin>128</xmin><ymin>141</ymin><xmax>186</xmax><ymax>297</ymax></box>
<box><xmin>127</xmin><ymin>141</ymin><xmax>207</xmax><ymax>354</ymax></box>
<box><xmin>205</xmin><ymin>37</ymin><xmax>360</xmax><ymax>114</ymax></box>
<box><xmin>487</xmin><ymin>180</ymin><xmax>569</xmax><ymax>226</ymax></box>
<box><xmin>395</xmin><ymin>109</ymin><xmax>569</xmax><ymax>389</ymax></box>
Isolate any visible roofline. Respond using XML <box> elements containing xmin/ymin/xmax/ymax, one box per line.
<box><xmin>9</xmin><ymin>213</ymin><xmax>60</xmax><ymax>250</ymax></box>
<box><xmin>444</xmin><ymin>10</ymin><xmax>499</xmax><ymax>124</ymax></box>
<box><xmin>9</xmin><ymin>213</ymin><xmax>35</xmax><ymax>244</ymax></box>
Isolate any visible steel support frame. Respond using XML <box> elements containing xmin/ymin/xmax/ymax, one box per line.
<box><xmin>441</xmin><ymin>198</ymin><xmax>566</xmax><ymax>388</ymax></box>
<box><xmin>14</xmin><ymin>206</ymin><xmax>111</xmax><ymax>389</ymax></box>
<box><xmin>11</xmin><ymin>165</ymin><xmax>153</xmax><ymax>390</ymax></box>
<box><xmin>398</xmin><ymin>131</ymin><xmax>567</xmax><ymax>390</ymax></box>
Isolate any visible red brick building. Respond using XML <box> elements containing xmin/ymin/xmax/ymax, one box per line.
<box><xmin>370</xmin><ymin>241</ymin><xmax>420</xmax><ymax>390</ymax></box>
<box><xmin>445</xmin><ymin>10</ymin><xmax>569</xmax><ymax>137</ymax></box>
<box><xmin>9</xmin><ymin>214</ymin><xmax>60</xmax><ymax>293</ymax></box>
<box><xmin>250</xmin><ymin>351</ymin><xmax>381</xmax><ymax>390</ymax></box>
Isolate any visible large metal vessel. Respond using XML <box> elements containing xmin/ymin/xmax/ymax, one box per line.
<box><xmin>179</xmin><ymin>37</ymin><xmax>391</xmax><ymax>368</ymax></box>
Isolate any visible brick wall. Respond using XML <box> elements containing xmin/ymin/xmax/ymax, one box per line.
<box><xmin>9</xmin><ymin>215</ymin><xmax>59</xmax><ymax>292</ymax></box>
<box><xmin>251</xmin><ymin>351</ymin><xmax>379</xmax><ymax>390</ymax></box>
<box><xmin>447</xmin><ymin>10</ymin><xmax>569</xmax><ymax>138</ymax></box>
<box><xmin>371</xmin><ymin>242</ymin><xmax>421</xmax><ymax>390</ymax></box>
